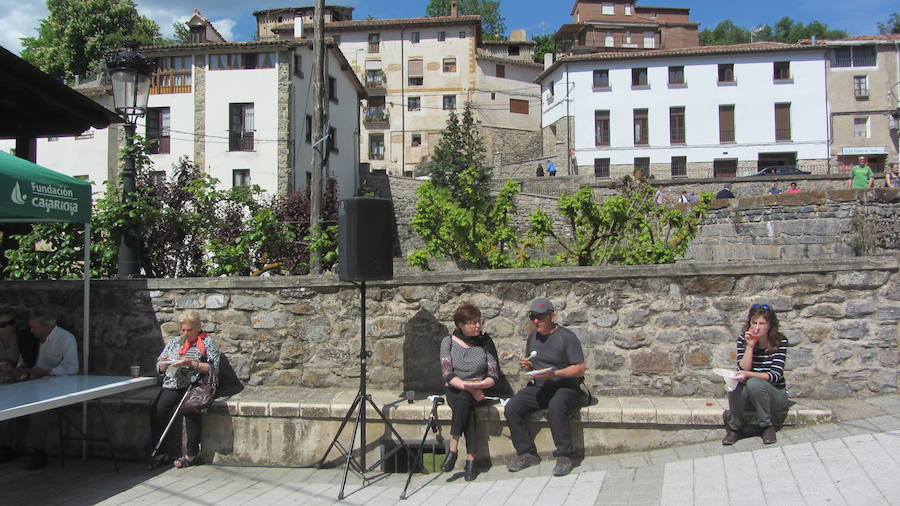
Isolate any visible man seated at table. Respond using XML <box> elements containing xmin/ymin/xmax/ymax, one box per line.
<box><xmin>13</xmin><ymin>312</ymin><xmax>79</xmax><ymax>470</ymax></box>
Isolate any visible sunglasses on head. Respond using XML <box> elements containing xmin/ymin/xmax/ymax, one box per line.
<box><xmin>0</xmin><ymin>319</ymin><xmax>15</xmax><ymax>328</ymax></box>
<box><xmin>527</xmin><ymin>311</ymin><xmax>552</xmax><ymax>320</ymax></box>
<box><xmin>750</xmin><ymin>304</ymin><xmax>770</xmax><ymax>311</ymax></box>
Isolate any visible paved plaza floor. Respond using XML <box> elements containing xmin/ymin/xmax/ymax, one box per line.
<box><xmin>2</xmin><ymin>394</ymin><xmax>899</xmax><ymax>505</ymax></box>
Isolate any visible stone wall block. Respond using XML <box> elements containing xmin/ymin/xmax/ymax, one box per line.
<box><xmin>833</xmin><ymin>320</ymin><xmax>870</xmax><ymax>340</ymax></box>
<box><xmin>175</xmin><ymin>295</ymin><xmax>205</xmax><ymax>309</ymax></box>
<box><xmin>867</xmin><ymin>369</ymin><xmax>897</xmax><ymax>393</ymax></box>
<box><xmin>877</xmin><ymin>304</ymin><xmax>900</xmax><ymax>323</ymax></box>
<box><xmin>366</xmin><ymin>317</ymin><xmax>405</xmax><ymax>338</ymax></box>
<box><xmin>251</xmin><ymin>311</ymin><xmax>293</xmax><ymax>329</ymax></box>
<box><xmin>209</xmin><ymin>310</ymin><xmax>250</xmax><ymax>325</ymax></box>
<box><xmin>206</xmin><ymin>294</ymin><xmax>229</xmax><ymax>309</ymax></box>
<box><xmin>800</xmin><ymin>304</ymin><xmax>844</xmax><ymax>319</ymax></box>
<box><xmin>397</xmin><ymin>285</ymin><xmax>434</xmax><ymax>303</ymax></box>
<box><xmin>278</xmin><ymin>288</ymin><xmax>318</xmax><ymax>300</ymax></box>
<box><xmin>631</xmin><ymin>350</ymin><xmax>675</xmax><ymax>375</ymax></box>
<box><xmin>683</xmin><ymin>276</ymin><xmax>735</xmax><ymax>294</ymax></box>
<box><xmin>693</xmin><ymin>327</ymin><xmax>730</xmax><ymax>344</ymax></box>
<box><xmin>613</xmin><ymin>332</ymin><xmax>650</xmax><ymax>350</ymax></box>
<box><xmin>288</xmin><ymin>303</ymin><xmax>317</xmax><ymax>315</ymax></box>
<box><xmin>233</xmin><ymin>295</ymin><xmax>276</xmax><ymax>311</ymax></box>
<box><xmin>621</xmin><ymin>309</ymin><xmax>650</xmax><ymax>328</ymax></box>
<box><xmin>684</xmin><ymin>348</ymin><xmax>711</xmax><ymax>367</ymax></box>
<box><xmin>593</xmin><ymin>349</ymin><xmax>626</xmax><ymax>371</ymax></box>
<box><xmin>836</xmin><ymin>271</ymin><xmax>890</xmax><ymax>290</ymax></box>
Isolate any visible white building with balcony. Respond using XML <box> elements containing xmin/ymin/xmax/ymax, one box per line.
<box><xmin>538</xmin><ymin>42</ymin><xmax>830</xmax><ymax>178</ymax></box>
<box><xmin>2</xmin><ymin>29</ymin><xmax>364</xmax><ymax>200</ymax></box>
<box><xmin>256</xmin><ymin>6</ymin><xmax>542</xmax><ymax>176</ymax></box>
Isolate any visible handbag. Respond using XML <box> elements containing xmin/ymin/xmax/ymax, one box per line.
<box><xmin>180</xmin><ymin>375</ymin><xmax>216</xmax><ymax>414</ymax></box>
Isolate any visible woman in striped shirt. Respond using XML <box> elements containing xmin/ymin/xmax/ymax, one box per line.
<box><xmin>722</xmin><ymin>304</ymin><xmax>789</xmax><ymax>445</ymax></box>
<box><xmin>439</xmin><ymin>303</ymin><xmax>499</xmax><ymax>481</ymax></box>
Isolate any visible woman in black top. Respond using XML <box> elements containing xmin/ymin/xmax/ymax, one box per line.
<box><xmin>439</xmin><ymin>303</ymin><xmax>499</xmax><ymax>481</ymax></box>
<box><xmin>722</xmin><ymin>304</ymin><xmax>789</xmax><ymax>445</ymax></box>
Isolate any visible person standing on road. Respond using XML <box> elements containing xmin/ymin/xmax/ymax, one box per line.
<box><xmin>849</xmin><ymin>156</ymin><xmax>875</xmax><ymax>189</ymax></box>
<box><xmin>722</xmin><ymin>304</ymin><xmax>789</xmax><ymax>446</ymax></box>
<box><xmin>505</xmin><ymin>298</ymin><xmax>587</xmax><ymax>477</ymax></box>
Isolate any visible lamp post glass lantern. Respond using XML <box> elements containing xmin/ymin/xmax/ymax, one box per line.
<box><xmin>105</xmin><ymin>44</ymin><xmax>154</xmax><ymax>278</ymax></box>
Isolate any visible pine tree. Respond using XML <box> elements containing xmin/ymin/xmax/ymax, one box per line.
<box><xmin>428</xmin><ymin>102</ymin><xmax>490</xmax><ymax>208</ymax></box>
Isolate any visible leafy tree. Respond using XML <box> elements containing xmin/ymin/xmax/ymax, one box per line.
<box><xmin>21</xmin><ymin>0</ymin><xmax>161</xmax><ymax>81</ymax></box>
<box><xmin>425</xmin><ymin>0</ymin><xmax>506</xmax><ymax>38</ymax></box>
<box><xmin>700</xmin><ymin>17</ymin><xmax>847</xmax><ymax>46</ymax></box>
<box><xmin>410</xmin><ymin>167</ymin><xmax>522</xmax><ymax>270</ymax></box>
<box><xmin>533</xmin><ymin>34</ymin><xmax>558</xmax><ymax>64</ymax></box>
<box><xmin>527</xmin><ymin>179</ymin><xmax>714</xmax><ymax>266</ymax></box>
<box><xmin>878</xmin><ymin>13</ymin><xmax>900</xmax><ymax>34</ymax></box>
<box><xmin>3</xmin><ymin>140</ymin><xmax>338</xmax><ymax>279</ymax></box>
<box><xmin>171</xmin><ymin>21</ymin><xmax>190</xmax><ymax>44</ymax></box>
<box><xmin>428</xmin><ymin>102</ymin><xmax>491</xmax><ymax>208</ymax></box>
<box><xmin>699</xmin><ymin>20</ymin><xmax>750</xmax><ymax>45</ymax></box>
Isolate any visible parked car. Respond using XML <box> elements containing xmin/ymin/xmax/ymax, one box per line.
<box><xmin>746</xmin><ymin>166</ymin><xmax>811</xmax><ymax>177</ymax></box>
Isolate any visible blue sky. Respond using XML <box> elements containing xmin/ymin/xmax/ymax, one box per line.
<box><xmin>1</xmin><ymin>0</ymin><xmax>896</xmax><ymax>55</ymax></box>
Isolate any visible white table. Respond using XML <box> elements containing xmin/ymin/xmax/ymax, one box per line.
<box><xmin>0</xmin><ymin>375</ymin><xmax>155</xmax><ymax>421</ymax></box>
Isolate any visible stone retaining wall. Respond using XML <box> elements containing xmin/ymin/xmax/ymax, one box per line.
<box><xmin>2</xmin><ymin>258</ymin><xmax>896</xmax><ymax>400</ymax></box>
<box><xmin>362</xmin><ymin>172</ymin><xmax>899</xmax><ymax>264</ymax></box>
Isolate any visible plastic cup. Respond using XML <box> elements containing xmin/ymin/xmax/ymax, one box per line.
<box><xmin>130</xmin><ymin>365</ymin><xmax>141</xmax><ymax>378</ymax></box>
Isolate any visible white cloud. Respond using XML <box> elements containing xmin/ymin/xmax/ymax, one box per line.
<box><xmin>0</xmin><ymin>1</ymin><xmax>47</xmax><ymax>55</ymax></box>
<box><xmin>211</xmin><ymin>18</ymin><xmax>237</xmax><ymax>42</ymax></box>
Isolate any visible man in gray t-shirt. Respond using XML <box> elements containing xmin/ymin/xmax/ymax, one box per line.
<box><xmin>504</xmin><ymin>298</ymin><xmax>586</xmax><ymax>477</ymax></box>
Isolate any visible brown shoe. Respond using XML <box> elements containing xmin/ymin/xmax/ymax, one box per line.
<box><xmin>761</xmin><ymin>426</ymin><xmax>777</xmax><ymax>444</ymax></box>
<box><xmin>507</xmin><ymin>453</ymin><xmax>540</xmax><ymax>472</ymax></box>
<box><xmin>722</xmin><ymin>429</ymin><xmax>739</xmax><ymax>445</ymax></box>
<box><xmin>721</xmin><ymin>410</ymin><xmax>739</xmax><ymax>445</ymax></box>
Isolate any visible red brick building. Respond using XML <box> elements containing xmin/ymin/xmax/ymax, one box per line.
<box><xmin>556</xmin><ymin>0</ymin><xmax>699</xmax><ymax>54</ymax></box>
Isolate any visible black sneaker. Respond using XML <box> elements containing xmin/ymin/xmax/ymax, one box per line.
<box><xmin>552</xmin><ymin>455</ymin><xmax>574</xmax><ymax>476</ymax></box>
<box><xmin>24</xmin><ymin>450</ymin><xmax>47</xmax><ymax>471</ymax></box>
<box><xmin>507</xmin><ymin>453</ymin><xmax>540</xmax><ymax>472</ymax></box>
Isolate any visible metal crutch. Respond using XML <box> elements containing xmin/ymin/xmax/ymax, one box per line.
<box><xmin>150</xmin><ymin>373</ymin><xmax>199</xmax><ymax>461</ymax></box>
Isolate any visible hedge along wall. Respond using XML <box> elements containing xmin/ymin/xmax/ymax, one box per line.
<box><xmin>3</xmin><ymin>258</ymin><xmax>897</xmax><ymax>399</ymax></box>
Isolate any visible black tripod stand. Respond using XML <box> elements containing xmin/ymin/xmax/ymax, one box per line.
<box><xmin>317</xmin><ymin>281</ymin><xmax>410</xmax><ymax>500</ymax></box>
<box><xmin>400</xmin><ymin>394</ymin><xmax>445</xmax><ymax>499</ymax></box>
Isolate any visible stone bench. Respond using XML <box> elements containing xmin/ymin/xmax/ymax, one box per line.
<box><xmin>61</xmin><ymin>386</ymin><xmax>832</xmax><ymax>467</ymax></box>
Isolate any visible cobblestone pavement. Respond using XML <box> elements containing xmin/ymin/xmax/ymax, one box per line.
<box><xmin>2</xmin><ymin>394</ymin><xmax>899</xmax><ymax>505</ymax></box>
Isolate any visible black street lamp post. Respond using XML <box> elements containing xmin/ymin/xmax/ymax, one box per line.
<box><xmin>105</xmin><ymin>44</ymin><xmax>154</xmax><ymax>278</ymax></box>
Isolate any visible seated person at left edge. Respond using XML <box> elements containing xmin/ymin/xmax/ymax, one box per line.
<box><xmin>15</xmin><ymin>313</ymin><xmax>79</xmax><ymax>470</ymax></box>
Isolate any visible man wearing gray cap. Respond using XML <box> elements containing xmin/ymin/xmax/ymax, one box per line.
<box><xmin>504</xmin><ymin>297</ymin><xmax>586</xmax><ymax>476</ymax></box>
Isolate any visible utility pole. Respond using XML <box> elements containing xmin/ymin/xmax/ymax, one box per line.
<box><xmin>310</xmin><ymin>0</ymin><xmax>325</xmax><ymax>273</ymax></box>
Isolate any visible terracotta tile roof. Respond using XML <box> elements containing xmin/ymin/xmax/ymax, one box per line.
<box><xmin>537</xmin><ymin>41</ymin><xmax>822</xmax><ymax>81</ymax></box>
<box><xmin>326</xmin><ymin>15</ymin><xmax>482</xmax><ymax>31</ymax></box>
<box><xmin>140</xmin><ymin>39</ymin><xmax>308</xmax><ymax>54</ymax></box>
<box><xmin>801</xmin><ymin>34</ymin><xmax>900</xmax><ymax>44</ymax></box>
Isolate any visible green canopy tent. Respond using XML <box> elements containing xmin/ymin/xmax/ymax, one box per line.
<box><xmin>0</xmin><ymin>150</ymin><xmax>93</xmax><ymax>374</ymax></box>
